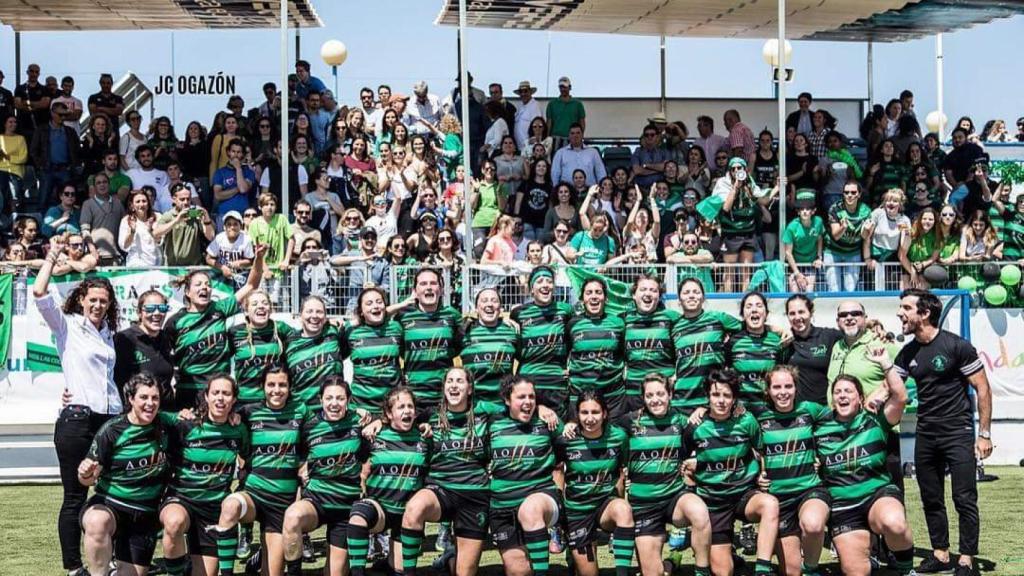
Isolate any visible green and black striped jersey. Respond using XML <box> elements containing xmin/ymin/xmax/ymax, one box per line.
<box><xmin>566</xmin><ymin>312</ymin><xmax>625</xmax><ymax>400</ymax></box>
<box><xmin>396</xmin><ymin>305</ymin><xmax>463</xmax><ymax>408</ymax></box>
<box><xmin>488</xmin><ymin>415</ymin><xmax>561</xmax><ymax>509</ymax></box>
<box><xmin>757</xmin><ymin>402</ymin><xmax>829</xmax><ymax>497</ymax></box>
<box><xmin>621</xmin><ymin>409</ymin><xmax>690</xmax><ymax>510</ymax></box>
<box><xmin>460</xmin><ymin>319</ymin><xmax>518</xmax><ymax>404</ymax></box>
<box><xmin>425</xmin><ymin>402</ymin><xmax>502</xmax><ymax>493</ymax></box>
<box><xmin>720</xmin><ymin>190</ymin><xmax>758</xmax><ymax>236</ymax></box>
<box><xmin>554</xmin><ymin>424</ymin><xmax>628</xmax><ymax>517</ymax></box>
<box><xmin>87</xmin><ymin>415</ymin><xmax>171</xmax><ymax>513</ymax></box>
<box><xmin>510</xmin><ymin>301</ymin><xmax>573</xmax><ymax>391</ymax></box>
<box><xmin>238</xmin><ymin>401</ymin><xmax>307</xmax><ymax>507</ymax></box>
<box><xmin>724</xmin><ymin>329</ymin><xmax>783</xmax><ymax>414</ymax></box>
<box><xmin>365</xmin><ymin>427</ymin><xmax>432</xmax><ymax>515</ymax></box>
<box><xmin>284</xmin><ymin>325</ymin><xmax>344</xmax><ymax>407</ymax></box>
<box><xmin>671</xmin><ymin>310</ymin><xmax>742</xmax><ymax>412</ymax></box>
<box><xmin>165</xmin><ymin>296</ymin><xmax>240</xmax><ymax>391</ymax></box>
<box><xmin>341</xmin><ymin>319</ymin><xmax>403</xmax><ymax>413</ymax></box>
<box><xmin>229</xmin><ymin>321</ymin><xmax>295</xmax><ymax>404</ymax></box>
<box><xmin>622</xmin><ymin>305</ymin><xmax>680</xmax><ymax>399</ymax></box>
<box><xmin>163</xmin><ymin>414</ymin><xmax>248</xmax><ymax>507</ymax></box>
<box><xmin>814</xmin><ymin>409</ymin><xmax>894</xmax><ymax>508</ymax></box>
<box><xmin>300</xmin><ymin>410</ymin><xmax>366</xmax><ymax>512</ymax></box>
<box><xmin>686</xmin><ymin>411</ymin><xmax>762</xmax><ymax>508</ymax></box>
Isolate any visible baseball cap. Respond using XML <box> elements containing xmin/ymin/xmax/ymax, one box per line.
<box><xmin>223</xmin><ymin>210</ymin><xmax>243</xmax><ymax>224</ymax></box>
<box><xmin>412</xmin><ymin>81</ymin><xmax>428</xmax><ymax>95</ymax></box>
<box><xmin>558</xmin><ymin>76</ymin><xmax>571</xmax><ymax>88</ymax></box>
<box><xmin>359</xmin><ymin>226</ymin><xmax>378</xmax><ymax>239</ymax></box>
<box><xmin>794</xmin><ymin>189</ymin><xmax>817</xmax><ymax>209</ymax></box>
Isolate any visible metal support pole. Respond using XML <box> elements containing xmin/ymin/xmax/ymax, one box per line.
<box><xmin>458</xmin><ymin>0</ymin><xmax>474</xmax><ymax>313</ymax></box>
<box><xmin>280</xmin><ymin>0</ymin><xmax>290</xmax><ymax>214</ymax></box>
<box><xmin>14</xmin><ymin>32</ymin><xmax>21</xmax><ymax>86</ymax></box>
<box><xmin>776</xmin><ymin>0</ymin><xmax>787</xmax><ymax>261</ymax></box>
<box><xmin>867</xmin><ymin>40</ymin><xmax>874</xmax><ymax>105</ymax></box>
<box><xmin>936</xmin><ymin>33</ymin><xmax>945</xmax><ymax>141</ymax></box>
<box><xmin>171</xmin><ymin>32</ymin><xmax>177</xmax><ymax>125</ymax></box>
<box><xmin>659</xmin><ymin>35</ymin><xmax>667</xmax><ymax>114</ymax></box>
<box><xmin>295</xmin><ymin>22</ymin><xmax>301</xmax><ymax>60</ymax></box>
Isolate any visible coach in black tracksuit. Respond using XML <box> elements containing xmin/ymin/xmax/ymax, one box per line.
<box><xmin>894</xmin><ymin>288</ymin><xmax>993</xmax><ymax>576</ymax></box>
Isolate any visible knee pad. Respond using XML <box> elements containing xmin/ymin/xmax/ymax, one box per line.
<box><xmin>225</xmin><ymin>493</ymin><xmax>249</xmax><ymax>518</ymax></box>
<box><xmin>351</xmin><ymin>500</ymin><xmax>380</xmax><ymax>526</ymax></box>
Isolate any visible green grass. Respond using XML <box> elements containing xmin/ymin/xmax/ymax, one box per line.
<box><xmin>2</xmin><ymin>467</ymin><xmax>1022</xmax><ymax>575</ymax></box>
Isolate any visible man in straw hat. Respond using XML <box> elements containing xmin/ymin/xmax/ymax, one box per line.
<box><xmin>513</xmin><ymin>80</ymin><xmax>543</xmax><ymax>151</ymax></box>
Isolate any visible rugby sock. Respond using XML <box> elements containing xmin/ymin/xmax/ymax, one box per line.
<box><xmin>347</xmin><ymin>523</ymin><xmax>370</xmax><ymax>576</ymax></box>
<box><xmin>754</xmin><ymin>558</ymin><xmax>773</xmax><ymax>575</ymax></box>
<box><xmin>400</xmin><ymin>527</ymin><xmax>424</xmax><ymax>575</ymax></box>
<box><xmin>523</xmin><ymin>528</ymin><xmax>551</xmax><ymax>576</ymax></box>
<box><xmin>802</xmin><ymin>561</ymin><xmax>823</xmax><ymax>576</ymax></box>
<box><xmin>285</xmin><ymin>558</ymin><xmax>303</xmax><ymax>576</ymax></box>
<box><xmin>212</xmin><ymin>525</ymin><xmax>238</xmax><ymax>576</ymax></box>
<box><xmin>612</xmin><ymin>526</ymin><xmax>635</xmax><ymax>576</ymax></box>
<box><xmin>892</xmin><ymin>547</ymin><xmax>914</xmax><ymax>575</ymax></box>
<box><xmin>694</xmin><ymin>566</ymin><xmax>711</xmax><ymax>576</ymax></box>
<box><xmin>164</xmin><ymin>555</ymin><xmax>189</xmax><ymax>576</ymax></box>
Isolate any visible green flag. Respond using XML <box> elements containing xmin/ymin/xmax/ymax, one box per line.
<box><xmin>564</xmin><ymin>266</ymin><xmax>635</xmax><ymax>316</ymax></box>
<box><xmin>0</xmin><ymin>274</ymin><xmax>12</xmax><ymax>365</ymax></box>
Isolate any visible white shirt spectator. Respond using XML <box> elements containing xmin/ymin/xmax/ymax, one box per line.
<box><xmin>206</xmin><ymin>231</ymin><xmax>254</xmax><ymax>265</ymax></box>
<box><xmin>127</xmin><ymin>167</ymin><xmax>171</xmax><ymax>210</ymax></box>
<box><xmin>120</xmin><ymin>132</ymin><xmax>147</xmax><ymax>171</ymax></box>
<box><xmin>366</xmin><ymin>212</ymin><xmax>398</xmax><ymax>250</ymax></box>
<box><xmin>484</xmin><ymin>117</ymin><xmax>509</xmax><ymax>154</ymax></box>
<box><xmin>551</xmin><ymin>144</ymin><xmax>607</xmax><ymax>186</ymax></box>
<box><xmin>514</xmin><ymin>98</ymin><xmax>543</xmax><ymax>151</ymax></box>
<box><xmin>34</xmin><ymin>292</ymin><xmax>121</xmax><ymax>415</ymax></box>
<box><xmin>118</xmin><ymin>216</ymin><xmax>161</xmax><ymax>267</ymax></box>
<box><xmin>409</xmin><ymin>94</ymin><xmax>443</xmax><ymax>127</ymax></box>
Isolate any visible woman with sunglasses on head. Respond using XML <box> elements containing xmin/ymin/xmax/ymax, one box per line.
<box><xmin>34</xmin><ymin>254</ymin><xmax>123</xmax><ymax>575</ymax></box>
<box><xmin>78</xmin><ymin>372</ymin><xmax>172</xmax><ymax>576</ymax></box>
<box><xmin>816</xmin><ymin>369</ymin><xmax>915</xmax><ymax>576</ymax></box>
<box><xmin>935</xmin><ymin>204</ymin><xmax>962</xmax><ymax>265</ymax></box>
<box><xmin>114</xmin><ymin>290</ymin><xmax>174</xmax><ymax>404</ymax></box>
<box><xmin>282</xmin><ymin>377</ymin><xmax>367</xmax><ymax>576</ymax></box>
<box><xmin>160</xmin><ymin>374</ymin><xmax>248</xmax><ymax>576</ymax></box>
<box><xmin>685</xmin><ymin>368</ymin><xmax>779</xmax><ymax>576</ymax></box>
<box><xmin>208</xmin><ymin>364</ymin><xmax>308</xmax><ymax>576</ymax></box>
<box><xmin>332</xmin><ymin>208</ymin><xmax>364</xmax><ymax>256</ymax></box>
<box><xmin>427</xmin><ymin>227</ymin><xmax>466</xmax><ymax>309</ymax></box>
<box><xmin>164</xmin><ymin>245</ymin><xmax>266</xmax><ymax>410</ymax></box>
<box><xmin>302</xmin><ymin>166</ymin><xmax>344</xmax><ymax>250</ymax></box>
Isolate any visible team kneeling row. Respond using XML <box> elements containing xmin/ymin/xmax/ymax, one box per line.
<box><xmin>76</xmin><ymin>357</ymin><xmax>913</xmax><ymax>576</ymax></box>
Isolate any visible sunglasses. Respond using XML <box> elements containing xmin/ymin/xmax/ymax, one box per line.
<box><xmin>143</xmin><ymin>304</ymin><xmax>170</xmax><ymax>313</ymax></box>
<box><xmin>941</xmin><ymin>212</ymin><xmax>956</xmax><ymax>218</ymax></box>
<box><xmin>345</xmin><ymin>216</ymin><xmax>360</xmax><ymax>222</ymax></box>
<box><xmin>61</xmin><ymin>191</ymin><xmax>76</xmax><ymax>197</ymax></box>
<box><xmin>243</xmin><ymin>213</ymin><xmax>257</xmax><ymax>218</ymax></box>
<box><xmin>439</xmin><ymin>237</ymin><xmax>453</xmax><ymax>242</ymax></box>
<box><xmin>843</xmin><ymin>190</ymin><xmax>859</xmax><ymax>196</ymax></box>
<box><xmin>555</xmin><ymin>229</ymin><xmax>569</xmax><ymax>234</ymax></box>
<box><xmin>68</xmin><ymin>243</ymin><xmax>84</xmax><ymax>249</ymax></box>
<box><xmin>295</xmin><ymin>210</ymin><xmax>311</xmax><ymax>216</ymax></box>
<box><xmin>682</xmin><ymin>240</ymin><xmax>699</xmax><ymax>246</ymax></box>
<box><xmin>837</xmin><ymin>310</ymin><xmax>865</xmax><ymax>319</ymax></box>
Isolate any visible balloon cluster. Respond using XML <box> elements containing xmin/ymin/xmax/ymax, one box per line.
<box><xmin>956</xmin><ymin>264</ymin><xmax>1023</xmax><ymax>306</ymax></box>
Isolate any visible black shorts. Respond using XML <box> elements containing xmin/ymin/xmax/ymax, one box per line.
<box><xmin>566</xmin><ymin>498</ymin><xmax>613</xmax><ymax>550</ymax></box>
<box><xmin>633</xmin><ymin>490</ymin><xmax>689</xmax><ymax>537</ymax></box>
<box><xmin>81</xmin><ymin>494</ymin><xmax>160</xmax><ymax>567</ymax></box>
<box><xmin>723</xmin><ymin>234</ymin><xmax>758</xmax><ymax>255</ymax></box>
<box><xmin>428</xmin><ymin>485</ymin><xmax>489</xmax><ymax>541</ymax></box>
<box><xmin>707</xmin><ymin>488</ymin><xmax>759</xmax><ymax>545</ymax></box>
<box><xmin>161</xmin><ymin>496</ymin><xmax>222</xmax><ymax>557</ymax></box>
<box><xmin>249</xmin><ymin>491</ymin><xmax>292</xmax><ymax>534</ymax></box>
<box><xmin>490</xmin><ymin>488</ymin><xmax>562</xmax><ymax>551</ymax></box>
<box><xmin>776</xmin><ymin>487</ymin><xmax>830</xmax><ymax>538</ymax></box>
<box><xmin>829</xmin><ymin>484</ymin><xmax>903</xmax><ymax>538</ymax></box>
<box><xmin>536</xmin><ymin>387</ymin><xmax>569</xmax><ymax>421</ymax></box>
<box><xmin>305</xmin><ymin>494</ymin><xmax>355</xmax><ymax>549</ymax></box>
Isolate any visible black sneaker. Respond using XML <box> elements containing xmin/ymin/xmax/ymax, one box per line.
<box><xmin>954</xmin><ymin>564</ymin><xmax>977</xmax><ymax>576</ymax></box>
<box><xmin>302</xmin><ymin>533</ymin><xmax>315</xmax><ymax>562</ymax></box>
<box><xmin>917</xmin><ymin>555</ymin><xmax>956</xmax><ymax>574</ymax></box>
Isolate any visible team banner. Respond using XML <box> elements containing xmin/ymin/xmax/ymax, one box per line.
<box><xmin>24</xmin><ymin>268</ymin><xmax>233</xmax><ymax>372</ymax></box>
<box><xmin>0</xmin><ymin>274</ymin><xmax>12</xmax><ymax>365</ymax></box>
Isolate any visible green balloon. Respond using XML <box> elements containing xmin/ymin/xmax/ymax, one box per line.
<box><xmin>957</xmin><ymin>276</ymin><xmax>978</xmax><ymax>291</ymax></box>
<box><xmin>984</xmin><ymin>284</ymin><xmax>1008</xmax><ymax>306</ymax></box>
<box><xmin>1001</xmin><ymin>264</ymin><xmax>1022</xmax><ymax>286</ymax></box>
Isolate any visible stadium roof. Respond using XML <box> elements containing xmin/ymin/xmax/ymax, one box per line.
<box><xmin>435</xmin><ymin>0</ymin><xmax>1024</xmax><ymax>42</ymax></box>
<box><xmin>0</xmin><ymin>0</ymin><xmax>322</xmax><ymax>31</ymax></box>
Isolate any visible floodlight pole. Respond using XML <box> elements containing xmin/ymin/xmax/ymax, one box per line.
<box><xmin>867</xmin><ymin>40</ymin><xmax>874</xmax><ymax>106</ymax></box>
<box><xmin>458</xmin><ymin>0</ymin><xmax>474</xmax><ymax>313</ymax></box>
<box><xmin>936</xmin><ymin>33</ymin><xmax>945</xmax><ymax>141</ymax></box>
<box><xmin>14</xmin><ymin>32</ymin><xmax>21</xmax><ymax>86</ymax></box>
<box><xmin>280</xmin><ymin>0</ymin><xmax>290</xmax><ymax>215</ymax></box>
<box><xmin>776</xmin><ymin>0</ymin><xmax>787</xmax><ymax>262</ymax></box>
<box><xmin>659</xmin><ymin>35</ymin><xmax>667</xmax><ymax>114</ymax></box>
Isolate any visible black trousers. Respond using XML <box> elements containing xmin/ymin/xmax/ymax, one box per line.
<box><xmin>914</xmin><ymin>432</ymin><xmax>980</xmax><ymax>556</ymax></box>
<box><xmin>54</xmin><ymin>405</ymin><xmax>114</xmax><ymax>570</ymax></box>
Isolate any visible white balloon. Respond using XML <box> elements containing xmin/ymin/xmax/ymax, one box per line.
<box><xmin>761</xmin><ymin>39</ymin><xmax>793</xmax><ymax>67</ymax></box>
<box><xmin>321</xmin><ymin>40</ymin><xmax>348</xmax><ymax>67</ymax></box>
<box><xmin>925</xmin><ymin>110</ymin><xmax>947</xmax><ymax>133</ymax></box>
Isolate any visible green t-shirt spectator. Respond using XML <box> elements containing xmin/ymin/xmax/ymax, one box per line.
<box><xmin>782</xmin><ymin>216</ymin><xmax>824</xmax><ymax>263</ymax></box>
<box><xmin>546</xmin><ymin>98</ymin><xmax>586</xmax><ymax>138</ymax></box>
<box><xmin>248</xmin><ymin>214</ymin><xmax>293</xmax><ymax>269</ymax></box>
<box><xmin>471</xmin><ymin>181</ymin><xmax>503</xmax><ymax>230</ymax></box>
<box><xmin>826</xmin><ymin>202</ymin><xmax>871</xmax><ymax>255</ymax></box>
<box><xmin>570</xmin><ymin>230</ymin><xmax>615</xmax><ymax>266</ymax></box>
<box><xmin>88</xmin><ymin>171</ymin><xmax>131</xmax><ymax>197</ymax></box>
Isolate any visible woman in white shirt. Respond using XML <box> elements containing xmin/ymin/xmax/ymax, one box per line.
<box><xmin>482</xmin><ymin>100</ymin><xmax>509</xmax><ymax>160</ymax></box>
<box><xmin>119</xmin><ymin>111</ymin><xmax>148</xmax><ymax>171</ymax></box>
<box><xmin>865</xmin><ymin>188</ymin><xmax>911</xmax><ymax>270</ymax></box>
<box><xmin>33</xmin><ymin>252</ymin><xmax>122</xmax><ymax>574</ymax></box>
<box><xmin>118</xmin><ymin>189</ymin><xmax>161</xmax><ymax>267</ymax></box>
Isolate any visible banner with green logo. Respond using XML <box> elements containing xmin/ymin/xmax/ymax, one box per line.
<box><xmin>0</xmin><ymin>273</ymin><xmax>12</xmax><ymax>365</ymax></box>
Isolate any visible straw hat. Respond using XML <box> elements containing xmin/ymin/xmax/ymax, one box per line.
<box><xmin>514</xmin><ymin>81</ymin><xmax>538</xmax><ymax>95</ymax></box>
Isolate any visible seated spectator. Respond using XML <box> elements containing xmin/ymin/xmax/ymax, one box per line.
<box><xmin>50</xmin><ymin>232</ymin><xmax>98</xmax><ymax>276</ymax></box>
<box><xmin>79</xmin><ymin>174</ymin><xmax>126</xmax><ymax>265</ymax></box>
<box><xmin>212</xmin><ymin>138</ymin><xmax>255</xmax><ymax>227</ymax></box>
<box><xmin>942</xmin><ymin>127</ymin><xmax>988</xmax><ymax>210</ymax></box>
<box><xmin>923</xmin><ymin>132</ymin><xmax>946</xmax><ymax>170</ymax></box>
<box><xmin>380</xmin><ymin>235</ymin><xmax>415</xmax><ymax>294</ymax></box>
<box><xmin>154</xmin><ymin>183</ymin><xmax>215</xmax><ymax>265</ymax></box>
<box><xmin>667</xmin><ymin>231</ymin><xmax>714</xmax><ymax>264</ymax></box>
<box><xmin>289</xmin><ymin>199</ymin><xmax>321</xmax><ymax>258</ymax></box>
<box><xmin>334</xmin><ymin>208</ymin><xmax>364</xmax><ymax>255</ymax></box>
<box><xmin>88</xmin><ymin>149</ymin><xmax>131</xmax><ymax>201</ymax></box>
<box><xmin>0</xmin><ymin>114</ymin><xmax>27</xmax><ymax>213</ymax></box>
<box><xmin>936</xmin><ymin>204</ymin><xmax>962</xmax><ymax>266</ymax></box>
<box><xmin>865</xmin><ymin>188</ymin><xmax>911</xmax><ymax>270</ymax></box>
<box><xmin>303</xmin><ymin>167</ymin><xmax>344</xmax><ymax>248</ymax></box>
<box><xmin>522</xmin><ymin>117</ymin><xmax>552</xmax><ymax>162</ymax></box>
<box><xmin>571</xmin><ymin>193</ymin><xmax>616</xmax><ymax>267</ymax></box>
<box><xmin>550</xmin><ymin>123</ymin><xmax>606</xmax><ymax>187</ymax></box>
<box><xmin>892</xmin><ymin>114</ymin><xmax>921</xmax><ymax>157</ymax></box>
<box><xmin>331</xmin><ymin>227</ymin><xmax>387</xmax><ymax>311</ymax></box>
<box><xmin>79</xmin><ymin>114</ymin><xmax>117</xmax><ymax>176</ymax></box>
<box><xmin>959</xmin><ymin>209</ymin><xmax>1003</xmax><ymax>262</ymax></box>
<box><xmin>782</xmin><ymin>191</ymin><xmax>825</xmax><ymax>292</ymax></box>
<box><xmin>205</xmin><ymin>210</ymin><xmax>254</xmax><ymax>288</ymax></box>
<box><xmin>118</xmin><ymin>189</ymin><xmax>160</xmax><ymax>267</ymax></box>
<box><xmin>42</xmin><ymin>184</ymin><xmax>81</xmax><ymax>238</ymax></box>
<box><xmin>980</xmin><ymin>119</ymin><xmax>1011</xmax><ymax>143</ymax></box>
<box><xmin>632</xmin><ymin>124</ymin><xmax>672</xmax><ymax>189</ymax></box>
<box><xmin>165</xmin><ymin>160</ymin><xmax>200</xmax><ymax>207</ymax></box>
<box><xmin>898</xmin><ymin>207</ymin><xmax>941</xmax><ymax>289</ymax></box>
<box><xmin>13</xmin><ymin>215</ymin><xmax>45</xmax><ymax>259</ymax></box>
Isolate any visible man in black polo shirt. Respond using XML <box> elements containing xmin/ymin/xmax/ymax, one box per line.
<box><xmin>895</xmin><ymin>288</ymin><xmax>993</xmax><ymax>576</ymax></box>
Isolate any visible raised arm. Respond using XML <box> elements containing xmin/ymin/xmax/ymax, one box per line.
<box><xmin>234</xmin><ymin>244</ymin><xmax>267</xmax><ymax>302</ymax></box>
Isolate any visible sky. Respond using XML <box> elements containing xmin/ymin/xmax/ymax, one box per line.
<box><xmin>0</xmin><ymin>1</ymin><xmax>1021</xmax><ymax>135</ymax></box>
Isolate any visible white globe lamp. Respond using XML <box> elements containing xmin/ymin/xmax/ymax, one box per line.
<box><xmin>320</xmin><ymin>40</ymin><xmax>348</xmax><ymax>67</ymax></box>
<box><xmin>925</xmin><ymin>110</ymin><xmax>948</xmax><ymax>134</ymax></box>
<box><xmin>761</xmin><ymin>39</ymin><xmax>793</xmax><ymax>67</ymax></box>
